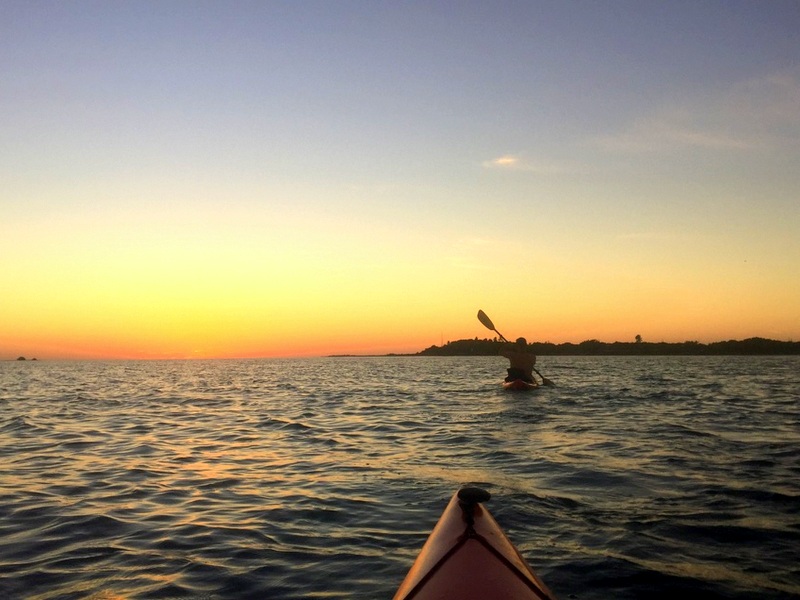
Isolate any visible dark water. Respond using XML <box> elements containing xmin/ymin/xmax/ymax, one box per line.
<box><xmin>1</xmin><ymin>356</ymin><xmax>798</xmax><ymax>599</ymax></box>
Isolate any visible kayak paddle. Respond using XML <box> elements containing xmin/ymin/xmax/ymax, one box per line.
<box><xmin>477</xmin><ymin>309</ymin><xmax>509</xmax><ymax>342</ymax></box>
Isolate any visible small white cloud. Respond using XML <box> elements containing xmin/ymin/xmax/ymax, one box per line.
<box><xmin>482</xmin><ymin>155</ymin><xmax>520</xmax><ymax>168</ymax></box>
<box><xmin>481</xmin><ymin>154</ymin><xmax>583</xmax><ymax>174</ymax></box>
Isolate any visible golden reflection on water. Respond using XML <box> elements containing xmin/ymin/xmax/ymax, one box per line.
<box><xmin>2</xmin><ymin>356</ymin><xmax>797</xmax><ymax>599</ymax></box>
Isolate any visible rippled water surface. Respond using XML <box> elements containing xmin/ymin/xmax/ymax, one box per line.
<box><xmin>1</xmin><ymin>356</ymin><xmax>798</xmax><ymax>599</ymax></box>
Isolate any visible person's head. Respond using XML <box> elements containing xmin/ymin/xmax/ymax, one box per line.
<box><xmin>516</xmin><ymin>337</ymin><xmax>527</xmax><ymax>348</ymax></box>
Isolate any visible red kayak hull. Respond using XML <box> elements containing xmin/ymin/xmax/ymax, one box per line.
<box><xmin>503</xmin><ymin>379</ymin><xmax>539</xmax><ymax>391</ymax></box>
<box><xmin>393</xmin><ymin>488</ymin><xmax>557</xmax><ymax>600</ymax></box>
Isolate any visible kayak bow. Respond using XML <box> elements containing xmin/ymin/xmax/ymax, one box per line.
<box><xmin>393</xmin><ymin>487</ymin><xmax>557</xmax><ymax>600</ymax></box>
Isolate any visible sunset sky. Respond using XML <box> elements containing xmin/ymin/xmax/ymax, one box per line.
<box><xmin>2</xmin><ymin>1</ymin><xmax>798</xmax><ymax>360</ymax></box>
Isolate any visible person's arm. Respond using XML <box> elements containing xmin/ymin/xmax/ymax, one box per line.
<box><xmin>499</xmin><ymin>345</ymin><xmax>514</xmax><ymax>359</ymax></box>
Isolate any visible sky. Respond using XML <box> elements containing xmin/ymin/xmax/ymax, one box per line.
<box><xmin>2</xmin><ymin>1</ymin><xmax>799</xmax><ymax>360</ymax></box>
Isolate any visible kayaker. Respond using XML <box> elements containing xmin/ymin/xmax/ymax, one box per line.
<box><xmin>500</xmin><ymin>337</ymin><xmax>538</xmax><ymax>384</ymax></box>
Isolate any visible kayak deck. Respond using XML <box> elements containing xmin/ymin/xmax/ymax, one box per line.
<box><xmin>394</xmin><ymin>487</ymin><xmax>557</xmax><ymax>600</ymax></box>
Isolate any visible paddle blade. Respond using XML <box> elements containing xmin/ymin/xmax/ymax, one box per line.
<box><xmin>477</xmin><ymin>309</ymin><xmax>495</xmax><ymax>331</ymax></box>
<box><xmin>533</xmin><ymin>367</ymin><xmax>555</xmax><ymax>387</ymax></box>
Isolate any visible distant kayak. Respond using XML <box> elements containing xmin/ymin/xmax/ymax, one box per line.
<box><xmin>503</xmin><ymin>379</ymin><xmax>539</xmax><ymax>391</ymax></box>
<box><xmin>393</xmin><ymin>487</ymin><xmax>557</xmax><ymax>600</ymax></box>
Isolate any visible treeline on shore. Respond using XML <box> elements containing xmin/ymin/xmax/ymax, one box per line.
<box><xmin>416</xmin><ymin>337</ymin><xmax>800</xmax><ymax>356</ymax></box>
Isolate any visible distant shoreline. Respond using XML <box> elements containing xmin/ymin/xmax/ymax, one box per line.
<box><xmin>411</xmin><ymin>337</ymin><xmax>800</xmax><ymax>356</ymax></box>
<box><xmin>332</xmin><ymin>336</ymin><xmax>800</xmax><ymax>357</ymax></box>
<box><xmin>6</xmin><ymin>337</ymin><xmax>799</xmax><ymax>361</ymax></box>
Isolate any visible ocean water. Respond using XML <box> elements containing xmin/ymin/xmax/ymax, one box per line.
<box><xmin>1</xmin><ymin>355</ymin><xmax>798</xmax><ymax>600</ymax></box>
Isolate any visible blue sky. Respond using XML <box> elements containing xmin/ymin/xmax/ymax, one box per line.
<box><xmin>2</xmin><ymin>1</ymin><xmax>799</xmax><ymax>358</ymax></box>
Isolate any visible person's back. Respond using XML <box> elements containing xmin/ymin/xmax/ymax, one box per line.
<box><xmin>499</xmin><ymin>337</ymin><xmax>537</xmax><ymax>383</ymax></box>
